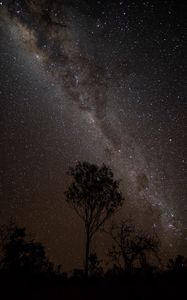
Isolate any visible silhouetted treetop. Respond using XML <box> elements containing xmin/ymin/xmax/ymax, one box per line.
<box><xmin>65</xmin><ymin>161</ymin><xmax>123</xmax><ymax>235</ymax></box>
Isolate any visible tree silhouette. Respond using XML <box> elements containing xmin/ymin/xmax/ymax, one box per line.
<box><xmin>108</xmin><ymin>220</ymin><xmax>159</xmax><ymax>272</ymax></box>
<box><xmin>167</xmin><ymin>255</ymin><xmax>187</xmax><ymax>272</ymax></box>
<box><xmin>88</xmin><ymin>252</ymin><xmax>103</xmax><ymax>278</ymax></box>
<box><xmin>65</xmin><ymin>161</ymin><xmax>124</xmax><ymax>278</ymax></box>
<box><xmin>0</xmin><ymin>222</ymin><xmax>53</xmax><ymax>276</ymax></box>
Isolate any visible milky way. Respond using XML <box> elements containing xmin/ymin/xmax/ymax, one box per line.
<box><xmin>0</xmin><ymin>0</ymin><xmax>186</xmax><ymax>270</ymax></box>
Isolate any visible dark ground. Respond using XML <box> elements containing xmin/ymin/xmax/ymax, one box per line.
<box><xmin>0</xmin><ymin>271</ymin><xmax>186</xmax><ymax>300</ymax></box>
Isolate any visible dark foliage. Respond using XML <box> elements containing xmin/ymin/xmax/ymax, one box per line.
<box><xmin>0</xmin><ymin>221</ymin><xmax>186</xmax><ymax>299</ymax></box>
<box><xmin>0</xmin><ymin>221</ymin><xmax>55</xmax><ymax>276</ymax></box>
<box><xmin>167</xmin><ymin>255</ymin><xmax>187</xmax><ymax>273</ymax></box>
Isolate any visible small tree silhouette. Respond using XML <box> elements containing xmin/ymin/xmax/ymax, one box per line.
<box><xmin>0</xmin><ymin>222</ymin><xmax>53</xmax><ymax>276</ymax></box>
<box><xmin>108</xmin><ymin>220</ymin><xmax>159</xmax><ymax>272</ymax></box>
<box><xmin>65</xmin><ymin>161</ymin><xmax>124</xmax><ymax>278</ymax></box>
<box><xmin>167</xmin><ymin>255</ymin><xmax>187</xmax><ymax>272</ymax></box>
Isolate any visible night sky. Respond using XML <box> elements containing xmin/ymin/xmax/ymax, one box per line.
<box><xmin>0</xmin><ymin>0</ymin><xmax>186</xmax><ymax>271</ymax></box>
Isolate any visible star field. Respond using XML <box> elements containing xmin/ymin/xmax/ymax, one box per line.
<box><xmin>0</xmin><ymin>0</ymin><xmax>186</xmax><ymax>270</ymax></box>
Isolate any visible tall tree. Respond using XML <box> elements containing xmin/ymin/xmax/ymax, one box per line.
<box><xmin>65</xmin><ymin>161</ymin><xmax>124</xmax><ymax>278</ymax></box>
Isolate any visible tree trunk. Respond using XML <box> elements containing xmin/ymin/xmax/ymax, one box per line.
<box><xmin>85</xmin><ymin>231</ymin><xmax>90</xmax><ymax>279</ymax></box>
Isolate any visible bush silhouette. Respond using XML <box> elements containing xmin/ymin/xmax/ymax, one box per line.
<box><xmin>0</xmin><ymin>222</ymin><xmax>54</xmax><ymax>276</ymax></box>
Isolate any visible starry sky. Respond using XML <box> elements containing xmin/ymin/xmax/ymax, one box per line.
<box><xmin>0</xmin><ymin>0</ymin><xmax>186</xmax><ymax>271</ymax></box>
